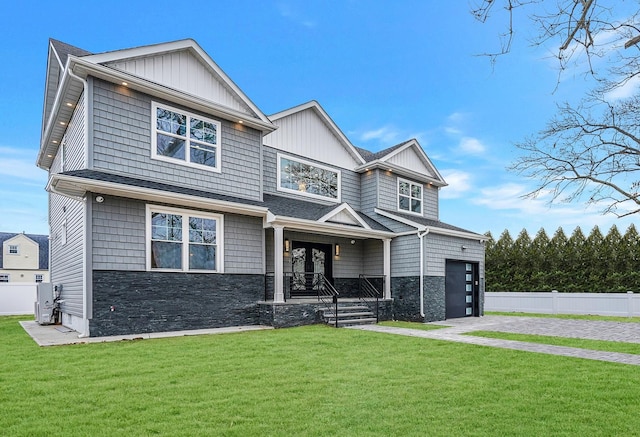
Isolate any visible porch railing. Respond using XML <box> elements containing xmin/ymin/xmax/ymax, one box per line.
<box><xmin>359</xmin><ymin>274</ymin><xmax>384</xmax><ymax>323</ymax></box>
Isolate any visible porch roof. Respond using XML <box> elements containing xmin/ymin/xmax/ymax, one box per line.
<box><xmin>47</xmin><ymin>170</ymin><xmax>391</xmax><ymax>234</ymax></box>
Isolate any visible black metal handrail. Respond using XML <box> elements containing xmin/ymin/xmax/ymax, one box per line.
<box><xmin>359</xmin><ymin>274</ymin><xmax>384</xmax><ymax>323</ymax></box>
<box><xmin>282</xmin><ymin>272</ymin><xmax>340</xmax><ymax>326</ymax></box>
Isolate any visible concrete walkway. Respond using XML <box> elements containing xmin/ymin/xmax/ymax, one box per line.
<box><xmin>20</xmin><ymin>321</ymin><xmax>273</xmax><ymax>347</ymax></box>
<box><xmin>348</xmin><ymin>316</ymin><xmax>640</xmax><ymax>366</ymax></box>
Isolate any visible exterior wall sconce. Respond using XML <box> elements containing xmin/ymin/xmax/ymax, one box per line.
<box><xmin>461</xmin><ymin>245</ymin><xmax>467</xmax><ymax>251</ymax></box>
<box><xmin>284</xmin><ymin>239</ymin><xmax>290</xmax><ymax>253</ymax></box>
<box><xmin>335</xmin><ymin>244</ymin><xmax>340</xmax><ymax>257</ymax></box>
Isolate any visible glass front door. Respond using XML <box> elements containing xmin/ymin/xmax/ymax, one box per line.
<box><xmin>290</xmin><ymin>242</ymin><xmax>333</xmax><ymax>294</ymax></box>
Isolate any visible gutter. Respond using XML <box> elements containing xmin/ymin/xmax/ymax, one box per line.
<box><xmin>66</xmin><ymin>68</ymin><xmax>91</xmax><ymax>339</ymax></box>
<box><xmin>417</xmin><ymin>228</ymin><xmax>429</xmax><ymax>318</ymax></box>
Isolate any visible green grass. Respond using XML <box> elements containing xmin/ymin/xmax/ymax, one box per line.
<box><xmin>378</xmin><ymin>320</ymin><xmax>446</xmax><ymax>331</ymax></box>
<box><xmin>487</xmin><ymin>311</ymin><xmax>640</xmax><ymax>323</ymax></box>
<box><xmin>3</xmin><ymin>315</ymin><xmax>640</xmax><ymax>436</ymax></box>
<box><xmin>466</xmin><ymin>330</ymin><xmax>640</xmax><ymax>355</ymax></box>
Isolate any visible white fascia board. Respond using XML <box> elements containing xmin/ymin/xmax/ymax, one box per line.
<box><xmin>70</xmin><ymin>57</ymin><xmax>276</xmax><ymax>133</ymax></box>
<box><xmin>373</xmin><ymin>208</ymin><xmax>485</xmax><ymax>241</ymax></box>
<box><xmin>267</xmin><ymin>215</ymin><xmax>395</xmax><ymax>239</ymax></box>
<box><xmin>82</xmin><ymin>39</ymin><xmax>272</xmax><ymax>127</ymax></box>
<box><xmin>48</xmin><ymin>173</ymin><xmax>269</xmax><ymax>218</ymax></box>
<box><xmin>269</xmin><ymin>101</ymin><xmax>366</xmax><ymax>165</ymax></box>
<box><xmin>317</xmin><ymin>203</ymin><xmax>371</xmax><ymax>229</ymax></box>
<box><xmin>356</xmin><ymin>161</ymin><xmax>447</xmax><ymax>187</ymax></box>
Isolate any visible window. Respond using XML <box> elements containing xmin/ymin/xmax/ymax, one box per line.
<box><xmin>147</xmin><ymin>206</ymin><xmax>223</xmax><ymax>272</ymax></box>
<box><xmin>398</xmin><ymin>178</ymin><xmax>423</xmax><ymax>215</ymax></box>
<box><xmin>152</xmin><ymin>102</ymin><xmax>222</xmax><ymax>172</ymax></box>
<box><xmin>8</xmin><ymin>245</ymin><xmax>18</xmax><ymax>255</ymax></box>
<box><xmin>0</xmin><ymin>274</ymin><xmax>8</xmax><ymax>283</ymax></box>
<box><xmin>277</xmin><ymin>153</ymin><xmax>340</xmax><ymax>201</ymax></box>
<box><xmin>35</xmin><ymin>274</ymin><xmax>43</xmax><ymax>283</ymax></box>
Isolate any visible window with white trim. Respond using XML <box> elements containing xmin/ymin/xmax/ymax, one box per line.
<box><xmin>398</xmin><ymin>178</ymin><xmax>423</xmax><ymax>215</ymax></box>
<box><xmin>152</xmin><ymin>102</ymin><xmax>222</xmax><ymax>172</ymax></box>
<box><xmin>277</xmin><ymin>153</ymin><xmax>340</xmax><ymax>202</ymax></box>
<box><xmin>35</xmin><ymin>274</ymin><xmax>43</xmax><ymax>283</ymax></box>
<box><xmin>0</xmin><ymin>274</ymin><xmax>8</xmax><ymax>283</ymax></box>
<box><xmin>148</xmin><ymin>206</ymin><xmax>222</xmax><ymax>272</ymax></box>
<box><xmin>8</xmin><ymin>245</ymin><xmax>18</xmax><ymax>255</ymax></box>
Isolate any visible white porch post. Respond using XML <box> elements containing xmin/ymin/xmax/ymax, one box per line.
<box><xmin>273</xmin><ymin>225</ymin><xmax>285</xmax><ymax>303</ymax></box>
<box><xmin>383</xmin><ymin>238</ymin><xmax>391</xmax><ymax>299</ymax></box>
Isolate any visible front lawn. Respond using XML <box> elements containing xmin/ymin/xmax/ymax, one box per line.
<box><xmin>2</xmin><ymin>316</ymin><xmax>640</xmax><ymax>436</ymax></box>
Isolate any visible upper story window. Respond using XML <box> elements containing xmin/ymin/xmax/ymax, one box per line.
<box><xmin>147</xmin><ymin>205</ymin><xmax>223</xmax><ymax>273</ymax></box>
<box><xmin>8</xmin><ymin>245</ymin><xmax>18</xmax><ymax>255</ymax></box>
<box><xmin>398</xmin><ymin>178</ymin><xmax>423</xmax><ymax>215</ymax></box>
<box><xmin>277</xmin><ymin>153</ymin><xmax>340</xmax><ymax>202</ymax></box>
<box><xmin>152</xmin><ymin>102</ymin><xmax>222</xmax><ymax>172</ymax></box>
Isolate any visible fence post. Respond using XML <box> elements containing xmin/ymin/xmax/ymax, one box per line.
<box><xmin>551</xmin><ymin>290</ymin><xmax>559</xmax><ymax>314</ymax></box>
<box><xmin>628</xmin><ymin>291</ymin><xmax>634</xmax><ymax>318</ymax></box>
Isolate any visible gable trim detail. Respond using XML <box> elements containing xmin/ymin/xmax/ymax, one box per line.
<box><xmin>317</xmin><ymin>203</ymin><xmax>371</xmax><ymax>229</ymax></box>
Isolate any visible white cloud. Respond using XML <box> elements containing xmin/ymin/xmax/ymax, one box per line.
<box><xmin>605</xmin><ymin>75</ymin><xmax>640</xmax><ymax>101</ymax></box>
<box><xmin>360</xmin><ymin>126</ymin><xmax>401</xmax><ymax>144</ymax></box>
<box><xmin>439</xmin><ymin>169</ymin><xmax>472</xmax><ymax>199</ymax></box>
<box><xmin>0</xmin><ymin>146</ymin><xmax>46</xmax><ymax>182</ymax></box>
<box><xmin>277</xmin><ymin>2</ymin><xmax>316</xmax><ymax>28</ymax></box>
<box><xmin>458</xmin><ymin>137</ymin><xmax>486</xmax><ymax>154</ymax></box>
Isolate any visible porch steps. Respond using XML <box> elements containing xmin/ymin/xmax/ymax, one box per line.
<box><xmin>322</xmin><ymin>304</ymin><xmax>377</xmax><ymax>327</ymax></box>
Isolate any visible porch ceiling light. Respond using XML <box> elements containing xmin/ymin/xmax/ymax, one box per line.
<box><xmin>335</xmin><ymin>244</ymin><xmax>340</xmax><ymax>257</ymax></box>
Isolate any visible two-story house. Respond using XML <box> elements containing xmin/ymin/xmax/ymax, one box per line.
<box><xmin>0</xmin><ymin>232</ymin><xmax>49</xmax><ymax>284</ymax></box>
<box><xmin>37</xmin><ymin>38</ymin><xmax>485</xmax><ymax>337</ymax></box>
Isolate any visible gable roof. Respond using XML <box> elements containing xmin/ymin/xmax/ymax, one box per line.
<box><xmin>82</xmin><ymin>39</ymin><xmax>270</xmax><ymax>124</ymax></box>
<box><xmin>374</xmin><ymin>209</ymin><xmax>485</xmax><ymax>241</ymax></box>
<box><xmin>0</xmin><ymin>232</ymin><xmax>49</xmax><ymax>270</ymax></box>
<box><xmin>38</xmin><ymin>38</ymin><xmax>276</xmax><ymax>171</ymax></box>
<box><xmin>356</xmin><ymin>139</ymin><xmax>447</xmax><ymax>187</ymax></box>
<box><xmin>266</xmin><ymin>101</ymin><xmax>366</xmax><ymax>167</ymax></box>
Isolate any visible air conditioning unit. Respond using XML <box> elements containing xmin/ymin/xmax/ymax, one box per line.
<box><xmin>35</xmin><ymin>283</ymin><xmax>56</xmax><ymax>325</ymax></box>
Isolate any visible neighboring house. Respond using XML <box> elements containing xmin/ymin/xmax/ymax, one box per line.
<box><xmin>37</xmin><ymin>38</ymin><xmax>485</xmax><ymax>337</ymax></box>
<box><xmin>0</xmin><ymin>232</ymin><xmax>49</xmax><ymax>283</ymax></box>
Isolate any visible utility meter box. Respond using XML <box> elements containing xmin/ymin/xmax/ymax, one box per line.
<box><xmin>35</xmin><ymin>283</ymin><xmax>55</xmax><ymax>325</ymax></box>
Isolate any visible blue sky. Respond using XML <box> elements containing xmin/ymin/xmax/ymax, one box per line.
<box><xmin>1</xmin><ymin>0</ymin><xmax>638</xmax><ymax>238</ymax></box>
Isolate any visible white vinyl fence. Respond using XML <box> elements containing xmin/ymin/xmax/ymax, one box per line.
<box><xmin>485</xmin><ymin>291</ymin><xmax>640</xmax><ymax>317</ymax></box>
<box><xmin>0</xmin><ymin>283</ymin><xmax>37</xmax><ymax>315</ymax></box>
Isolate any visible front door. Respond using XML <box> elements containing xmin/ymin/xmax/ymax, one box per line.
<box><xmin>445</xmin><ymin>260</ymin><xmax>479</xmax><ymax>318</ymax></box>
<box><xmin>290</xmin><ymin>242</ymin><xmax>333</xmax><ymax>296</ymax></box>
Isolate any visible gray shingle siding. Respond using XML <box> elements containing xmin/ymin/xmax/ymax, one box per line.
<box><xmin>360</xmin><ymin>170</ymin><xmax>378</xmax><ymax>214</ymax></box>
<box><xmin>391</xmin><ymin>234</ymin><xmax>420</xmax><ymax>277</ymax></box>
<box><xmin>224</xmin><ymin>214</ymin><xmax>264</xmax><ymax>274</ymax></box>
<box><xmin>92</xmin><ymin>196</ymin><xmax>146</xmax><ymax>270</ymax></box>
<box><xmin>425</xmin><ymin>233</ymin><xmax>485</xmax><ymax>278</ymax></box>
<box><xmin>91</xmin><ymin>196</ymin><xmax>264</xmax><ymax>274</ymax></box>
<box><xmin>262</xmin><ymin>145</ymin><xmax>361</xmax><ymax>207</ymax></box>
<box><xmin>91</xmin><ymin>79</ymin><xmax>262</xmax><ymax>200</ymax></box>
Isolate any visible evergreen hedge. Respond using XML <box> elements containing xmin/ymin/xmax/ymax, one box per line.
<box><xmin>484</xmin><ymin>224</ymin><xmax>640</xmax><ymax>292</ymax></box>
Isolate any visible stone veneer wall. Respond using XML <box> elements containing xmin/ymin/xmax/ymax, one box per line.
<box><xmin>391</xmin><ymin>276</ymin><xmax>446</xmax><ymax>323</ymax></box>
<box><xmin>90</xmin><ymin>271</ymin><xmax>264</xmax><ymax>336</ymax></box>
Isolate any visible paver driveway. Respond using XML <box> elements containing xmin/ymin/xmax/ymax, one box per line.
<box><xmin>349</xmin><ymin>316</ymin><xmax>640</xmax><ymax>366</ymax></box>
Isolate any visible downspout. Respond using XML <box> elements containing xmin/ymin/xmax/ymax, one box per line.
<box><xmin>67</xmin><ymin>67</ymin><xmax>91</xmax><ymax>339</ymax></box>
<box><xmin>417</xmin><ymin>228</ymin><xmax>429</xmax><ymax>318</ymax></box>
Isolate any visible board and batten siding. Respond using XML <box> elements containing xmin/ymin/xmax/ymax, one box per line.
<box><xmin>105</xmin><ymin>50</ymin><xmax>256</xmax><ymax>117</ymax></box>
<box><xmin>262</xmin><ymin>146</ymin><xmax>360</xmax><ymax>207</ymax></box>
<box><xmin>91</xmin><ymin>197</ymin><xmax>264</xmax><ymax>274</ymax></box>
<box><xmin>264</xmin><ymin>107</ymin><xmax>362</xmax><ymax>170</ymax></box>
<box><xmin>91</xmin><ymin>79</ymin><xmax>262</xmax><ymax>200</ymax></box>
<box><xmin>49</xmin><ymin>95</ymin><xmax>88</xmax><ymax>318</ymax></box>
